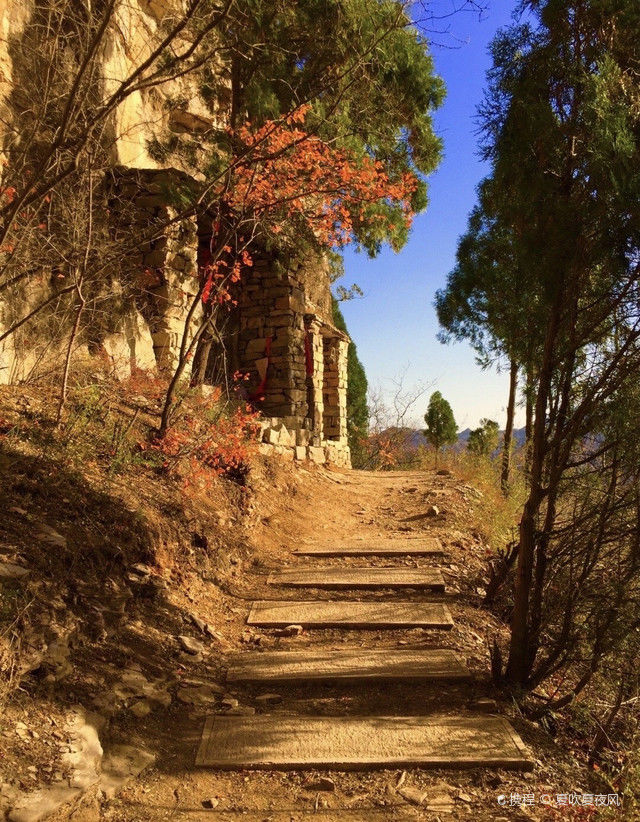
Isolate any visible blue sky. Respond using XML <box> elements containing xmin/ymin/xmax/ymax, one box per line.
<box><xmin>340</xmin><ymin>2</ymin><xmax>524</xmax><ymax>432</ymax></box>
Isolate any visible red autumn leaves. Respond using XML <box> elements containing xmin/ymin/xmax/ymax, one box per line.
<box><xmin>231</xmin><ymin>104</ymin><xmax>417</xmax><ymax>247</ymax></box>
<box><xmin>200</xmin><ymin>104</ymin><xmax>418</xmax><ymax>305</ymax></box>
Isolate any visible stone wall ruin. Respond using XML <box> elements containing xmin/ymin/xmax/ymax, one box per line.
<box><xmin>0</xmin><ymin>0</ymin><xmax>351</xmax><ymax>467</ymax></box>
<box><xmin>106</xmin><ymin>168</ymin><xmax>351</xmax><ymax>466</ymax></box>
<box><xmin>234</xmin><ymin>253</ymin><xmax>350</xmax><ymax>467</ymax></box>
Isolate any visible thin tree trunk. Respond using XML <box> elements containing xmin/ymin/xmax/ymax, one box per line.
<box><xmin>191</xmin><ymin>334</ymin><xmax>213</xmax><ymax>385</ymax></box>
<box><xmin>56</xmin><ymin>163</ymin><xmax>93</xmax><ymax>426</ymax></box>
<box><xmin>500</xmin><ymin>358</ymin><xmax>518</xmax><ymax>493</ymax></box>
<box><xmin>484</xmin><ymin>539</ymin><xmax>518</xmax><ymax>607</ymax></box>
<box><xmin>158</xmin><ymin>291</ymin><xmax>207</xmax><ymax>436</ymax></box>
<box><xmin>524</xmin><ymin>364</ymin><xmax>534</xmax><ymax>480</ymax></box>
<box><xmin>526</xmin><ymin>285</ymin><xmax>579</xmax><ymax>674</ymax></box>
<box><xmin>56</xmin><ymin>282</ymin><xmax>86</xmax><ymax>426</ymax></box>
<box><xmin>191</xmin><ymin>296</ymin><xmax>214</xmax><ymax>387</ymax></box>
<box><xmin>506</xmin><ymin>295</ymin><xmax>562</xmax><ymax>687</ymax></box>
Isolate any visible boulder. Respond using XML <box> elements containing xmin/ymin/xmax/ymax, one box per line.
<box><xmin>8</xmin><ymin>786</ymin><xmax>82</xmax><ymax>822</ymax></box>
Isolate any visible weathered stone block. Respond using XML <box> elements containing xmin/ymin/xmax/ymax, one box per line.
<box><xmin>296</xmin><ymin>429</ymin><xmax>310</xmax><ymax>447</ymax></box>
<box><xmin>308</xmin><ymin>446</ymin><xmax>326</xmax><ymax>464</ymax></box>
<box><xmin>278</xmin><ymin>425</ymin><xmax>296</xmax><ymax>448</ymax></box>
<box><xmin>264</xmin><ymin>427</ymin><xmax>281</xmax><ymax>445</ymax></box>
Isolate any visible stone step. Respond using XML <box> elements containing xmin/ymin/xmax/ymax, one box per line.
<box><xmin>195</xmin><ymin>714</ymin><xmax>533</xmax><ymax>770</ymax></box>
<box><xmin>293</xmin><ymin>537</ymin><xmax>444</xmax><ymax>557</ymax></box>
<box><xmin>247</xmin><ymin>600</ymin><xmax>454</xmax><ymax>629</ymax></box>
<box><xmin>226</xmin><ymin>647</ymin><xmax>471</xmax><ymax>683</ymax></box>
<box><xmin>267</xmin><ymin>566</ymin><xmax>446</xmax><ymax>591</ymax></box>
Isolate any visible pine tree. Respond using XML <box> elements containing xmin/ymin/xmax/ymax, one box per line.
<box><xmin>332</xmin><ymin>298</ymin><xmax>369</xmax><ymax>466</ymax></box>
<box><xmin>435</xmin><ymin>179</ymin><xmax>544</xmax><ymax>490</ymax></box>
<box><xmin>467</xmin><ymin>418</ymin><xmax>499</xmax><ymax>457</ymax></box>
<box><xmin>423</xmin><ymin>391</ymin><xmax>457</xmax><ymax>466</ymax></box>
<box><xmin>476</xmin><ymin>0</ymin><xmax>640</xmax><ymax>687</ymax></box>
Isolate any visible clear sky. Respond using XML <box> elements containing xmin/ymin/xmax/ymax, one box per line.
<box><xmin>340</xmin><ymin>2</ymin><xmax>525</xmax><ymax>432</ymax></box>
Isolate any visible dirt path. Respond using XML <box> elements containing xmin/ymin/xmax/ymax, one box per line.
<box><xmin>68</xmin><ymin>467</ymin><xmax>551</xmax><ymax>822</ymax></box>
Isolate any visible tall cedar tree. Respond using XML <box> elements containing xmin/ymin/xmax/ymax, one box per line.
<box><xmin>435</xmin><ymin>179</ymin><xmax>544</xmax><ymax>490</ymax></box>
<box><xmin>423</xmin><ymin>391</ymin><xmax>457</xmax><ymax>466</ymax></box>
<box><xmin>478</xmin><ymin>0</ymin><xmax>640</xmax><ymax>687</ymax></box>
<box><xmin>332</xmin><ymin>298</ymin><xmax>369</xmax><ymax>466</ymax></box>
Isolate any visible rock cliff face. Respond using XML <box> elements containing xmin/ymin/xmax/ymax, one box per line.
<box><xmin>0</xmin><ymin>1</ymin><xmax>215</xmax><ymax>171</ymax></box>
<box><xmin>0</xmin><ymin>0</ymin><xmax>215</xmax><ymax>383</ymax></box>
<box><xmin>101</xmin><ymin>0</ymin><xmax>227</xmax><ymax>172</ymax></box>
<box><xmin>0</xmin><ymin>0</ymin><xmax>33</xmax><ymax>146</ymax></box>
<box><xmin>0</xmin><ymin>0</ymin><xmax>350</xmax><ymax>465</ymax></box>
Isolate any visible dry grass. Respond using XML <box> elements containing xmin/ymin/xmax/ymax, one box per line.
<box><xmin>419</xmin><ymin>448</ymin><xmax>526</xmax><ymax>555</ymax></box>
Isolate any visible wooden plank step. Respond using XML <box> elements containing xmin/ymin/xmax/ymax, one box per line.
<box><xmin>226</xmin><ymin>647</ymin><xmax>471</xmax><ymax>683</ymax></box>
<box><xmin>195</xmin><ymin>714</ymin><xmax>533</xmax><ymax>770</ymax></box>
<box><xmin>247</xmin><ymin>600</ymin><xmax>454</xmax><ymax>629</ymax></box>
<box><xmin>293</xmin><ymin>537</ymin><xmax>444</xmax><ymax>557</ymax></box>
<box><xmin>268</xmin><ymin>567</ymin><xmax>445</xmax><ymax>591</ymax></box>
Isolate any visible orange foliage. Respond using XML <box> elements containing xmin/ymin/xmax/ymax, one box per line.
<box><xmin>198</xmin><ymin>105</ymin><xmax>418</xmax><ymax>306</ymax></box>
<box><xmin>141</xmin><ymin>386</ymin><xmax>261</xmax><ymax>486</ymax></box>
<box><xmin>231</xmin><ymin>105</ymin><xmax>417</xmax><ymax>247</ymax></box>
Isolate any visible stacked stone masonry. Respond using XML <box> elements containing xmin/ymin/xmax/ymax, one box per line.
<box><xmin>235</xmin><ymin>252</ymin><xmax>351</xmax><ymax>468</ymax></box>
<box><xmin>109</xmin><ymin>170</ymin><xmax>351</xmax><ymax>467</ymax></box>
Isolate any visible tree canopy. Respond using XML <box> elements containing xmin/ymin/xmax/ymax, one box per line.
<box><xmin>211</xmin><ymin>0</ymin><xmax>446</xmax><ymax>255</ymax></box>
<box><xmin>467</xmin><ymin>418</ymin><xmax>499</xmax><ymax>457</ymax></box>
<box><xmin>423</xmin><ymin>391</ymin><xmax>457</xmax><ymax>462</ymax></box>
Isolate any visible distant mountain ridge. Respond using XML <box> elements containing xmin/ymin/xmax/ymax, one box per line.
<box><xmin>405</xmin><ymin>426</ymin><xmax>527</xmax><ymax>451</ymax></box>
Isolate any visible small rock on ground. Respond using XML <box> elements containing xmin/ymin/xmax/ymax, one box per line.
<box><xmin>177</xmin><ymin>685</ymin><xmax>221</xmax><ymax>707</ymax></box>
<box><xmin>0</xmin><ymin>561</ymin><xmax>29</xmax><ymax>579</ymax></box>
<box><xmin>398</xmin><ymin>785</ymin><xmax>427</xmax><ymax>806</ymax></box>
<box><xmin>274</xmin><ymin>625</ymin><xmax>303</xmax><ymax>637</ymax></box>
<box><xmin>255</xmin><ymin>693</ymin><xmax>282</xmax><ymax>705</ymax></box>
<box><xmin>178</xmin><ymin>635</ymin><xmax>205</xmax><ymax>655</ymax></box>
